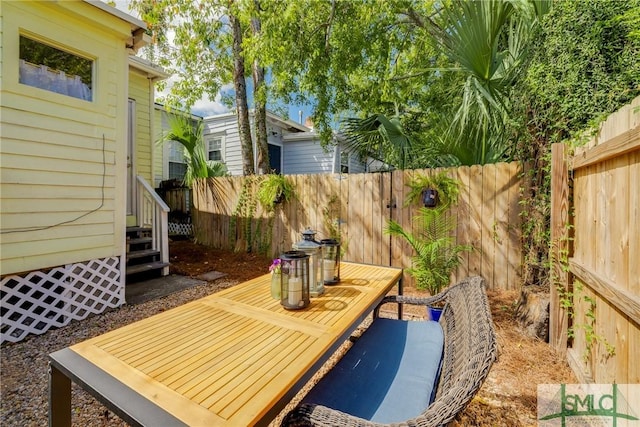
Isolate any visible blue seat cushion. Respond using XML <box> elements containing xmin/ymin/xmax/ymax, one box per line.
<box><xmin>302</xmin><ymin>318</ymin><xmax>444</xmax><ymax>424</ymax></box>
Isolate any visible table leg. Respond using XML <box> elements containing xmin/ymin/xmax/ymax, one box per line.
<box><xmin>49</xmin><ymin>362</ymin><xmax>71</xmax><ymax>427</ymax></box>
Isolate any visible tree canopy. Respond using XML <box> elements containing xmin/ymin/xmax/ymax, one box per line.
<box><xmin>130</xmin><ymin>0</ymin><xmax>639</xmax><ymax>286</ymax></box>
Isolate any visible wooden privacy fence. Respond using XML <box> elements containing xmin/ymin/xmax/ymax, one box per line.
<box><xmin>550</xmin><ymin>96</ymin><xmax>640</xmax><ymax>384</ymax></box>
<box><xmin>157</xmin><ymin>187</ymin><xmax>191</xmax><ymax>214</ymax></box>
<box><xmin>192</xmin><ymin>162</ymin><xmax>523</xmax><ymax>291</ymax></box>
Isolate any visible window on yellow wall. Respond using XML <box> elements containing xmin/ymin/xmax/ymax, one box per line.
<box><xmin>19</xmin><ymin>35</ymin><xmax>93</xmax><ymax>101</ymax></box>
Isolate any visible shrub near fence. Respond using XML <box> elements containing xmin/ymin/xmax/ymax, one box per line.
<box><xmin>192</xmin><ymin>162</ymin><xmax>523</xmax><ymax>291</ymax></box>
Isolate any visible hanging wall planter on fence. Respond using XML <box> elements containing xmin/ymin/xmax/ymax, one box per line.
<box><xmin>406</xmin><ymin>171</ymin><xmax>460</xmax><ymax>209</ymax></box>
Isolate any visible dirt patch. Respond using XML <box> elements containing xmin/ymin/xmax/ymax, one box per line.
<box><xmin>169</xmin><ymin>239</ymin><xmax>273</xmax><ymax>282</ymax></box>
<box><xmin>169</xmin><ymin>239</ymin><xmax>577</xmax><ymax>426</ymax></box>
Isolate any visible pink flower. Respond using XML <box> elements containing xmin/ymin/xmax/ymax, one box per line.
<box><xmin>269</xmin><ymin>258</ymin><xmax>282</xmax><ymax>274</ymax></box>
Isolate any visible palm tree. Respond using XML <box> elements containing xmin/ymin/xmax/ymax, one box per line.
<box><xmin>341</xmin><ymin>114</ymin><xmax>414</xmax><ymax>170</ymax></box>
<box><xmin>163</xmin><ymin>113</ymin><xmax>228</xmax><ymax>187</ymax></box>
<box><xmin>425</xmin><ymin>0</ymin><xmax>551</xmax><ymax>164</ymax></box>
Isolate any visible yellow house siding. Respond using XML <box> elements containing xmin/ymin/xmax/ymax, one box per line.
<box><xmin>128</xmin><ymin>69</ymin><xmax>153</xmax><ymax>184</ymax></box>
<box><xmin>153</xmin><ymin>107</ymin><xmax>165</xmax><ymax>186</ymax></box>
<box><xmin>0</xmin><ymin>1</ymin><xmax>131</xmax><ymax>276</ymax></box>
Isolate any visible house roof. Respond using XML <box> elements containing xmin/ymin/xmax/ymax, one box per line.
<box><xmin>265</xmin><ymin>110</ymin><xmax>310</xmax><ymax>133</ymax></box>
<box><xmin>84</xmin><ymin>1</ymin><xmax>147</xmax><ymax>31</ymax></box>
<box><xmin>130</xmin><ymin>56</ymin><xmax>170</xmax><ymax>80</ymax></box>
<box><xmin>85</xmin><ymin>1</ymin><xmax>151</xmax><ymax>52</ymax></box>
<box><xmin>155</xmin><ymin>103</ymin><xmax>204</xmax><ymax>121</ymax></box>
<box><xmin>204</xmin><ymin>110</ymin><xmax>311</xmax><ymax>133</ymax></box>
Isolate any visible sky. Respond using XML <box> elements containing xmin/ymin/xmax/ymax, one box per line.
<box><xmin>113</xmin><ymin>0</ymin><xmax>314</xmax><ymax>124</ymax></box>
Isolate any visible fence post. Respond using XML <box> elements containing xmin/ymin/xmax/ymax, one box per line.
<box><xmin>550</xmin><ymin>143</ymin><xmax>570</xmax><ymax>354</ymax></box>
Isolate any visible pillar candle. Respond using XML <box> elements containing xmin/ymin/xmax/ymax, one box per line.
<box><xmin>323</xmin><ymin>260</ymin><xmax>336</xmax><ymax>282</ymax></box>
<box><xmin>288</xmin><ymin>276</ymin><xmax>302</xmax><ymax>306</ymax></box>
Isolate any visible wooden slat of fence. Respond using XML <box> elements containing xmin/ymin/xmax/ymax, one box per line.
<box><xmin>594</xmin><ymin>160</ymin><xmax>614</xmax><ymax>383</ymax></box>
<box><xmin>336</xmin><ymin>174</ymin><xmax>349</xmax><ymax>262</ymax></box>
<box><xmin>611</xmin><ymin>155</ymin><xmax>630</xmax><ymax>383</ymax></box>
<box><xmin>455</xmin><ymin>166</ymin><xmax>471</xmax><ymax>281</ymax></box>
<box><xmin>307</xmin><ymin>174</ymin><xmax>316</xmax><ymax>230</ymax></box>
<box><xmin>468</xmin><ymin>165</ymin><xmax>483</xmax><ymax>278</ymax></box>
<box><xmin>347</xmin><ymin>173</ymin><xmax>364</xmax><ymax>263</ymax></box>
<box><xmin>402</xmin><ymin>170</ymin><xmax>416</xmax><ymax>288</ymax></box>
<box><xmin>315</xmin><ymin>175</ymin><xmax>327</xmax><ymax>238</ymax></box>
<box><xmin>483</xmin><ymin>164</ymin><xmax>497</xmax><ymax>289</ymax></box>
<box><xmin>292</xmin><ymin>175</ymin><xmax>305</xmax><ymax>246</ymax></box>
<box><xmin>550</xmin><ymin>143</ymin><xmax>570</xmax><ymax>354</ymax></box>
<box><xmin>493</xmin><ymin>163</ymin><xmax>510</xmax><ymax>291</ymax></box>
<box><xmin>362</xmin><ymin>174</ymin><xmax>374</xmax><ymax>264</ymax></box>
<box><xmin>507</xmin><ymin>162</ymin><xmax>522</xmax><ymax>289</ymax></box>
<box><xmin>569</xmin><ymin>164</ymin><xmax>591</xmax><ymax>380</ymax></box>
<box><xmin>380</xmin><ymin>173</ymin><xmax>392</xmax><ymax>266</ymax></box>
<box><xmin>630</xmin><ymin>151</ymin><xmax>640</xmax><ymax>383</ymax></box>
<box><xmin>390</xmin><ymin>170</ymin><xmax>405</xmax><ymax>270</ymax></box>
<box><xmin>369</xmin><ymin>174</ymin><xmax>382</xmax><ymax>266</ymax></box>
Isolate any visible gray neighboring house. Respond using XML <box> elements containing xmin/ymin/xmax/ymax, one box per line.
<box><xmin>203</xmin><ymin>110</ymin><xmax>370</xmax><ymax>176</ymax></box>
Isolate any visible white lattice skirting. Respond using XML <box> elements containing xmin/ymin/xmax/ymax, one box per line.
<box><xmin>169</xmin><ymin>222</ymin><xmax>192</xmax><ymax>236</ymax></box>
<box><xmin>1</xmin><ymin>256</ymin><xmax>123</xmax><ymax>343</ymax></box>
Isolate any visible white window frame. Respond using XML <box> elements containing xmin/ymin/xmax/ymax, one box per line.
<box><xmin>167</xmin><ymin>139</ymin><xmax>188</xmax><ymax>181</ymax></box>
<box><xmin>18</xmin><ymin>34</ymin><xmax>94</xmax><ymax>101</ymax></box>
<box><xmin>207</xmin><ymin>135</ymin><xmax>225</xmax><ymax>163</ymax></box>
<box><xmin>340</xmin><ymin>150</ymin><xmax>350</xmax><ymax>174</ymax></box>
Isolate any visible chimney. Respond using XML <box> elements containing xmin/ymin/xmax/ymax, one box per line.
<box><xmin>298</xmin><ymin>110</ymin><xmax>303</xmax><ymax>124</ymax></box>
<box><xmin>304</xmin><ymin>117</ymin><xmax>314</xmax><ymax>130</ymax></box>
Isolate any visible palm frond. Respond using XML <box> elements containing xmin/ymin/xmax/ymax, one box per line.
<box><xmin>341</xmin><ymin>114</ymin><xmax>413</xmax><ymax>170</ymax></box>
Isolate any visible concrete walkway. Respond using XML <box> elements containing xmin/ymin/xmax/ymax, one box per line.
<box><xmin>125</xmin><ymin>275</ymin><xmax>206</xmax><ymax>305</ymax></box>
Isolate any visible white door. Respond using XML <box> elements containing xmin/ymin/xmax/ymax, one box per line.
<box><xmin>127</xmin><ymin>99</ymin><xmax>136</xmax><ymax>218</ymax></box>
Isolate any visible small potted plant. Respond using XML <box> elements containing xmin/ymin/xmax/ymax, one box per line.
<box><xmin>405</xmin><ymin>171</ymin><xmax>460</xmax><ymax>209</ymax></box>
<box><xmin>257</xmin><ymin>174</ymin><xmax>295</xmax><ymax>212</ymax></box>
<box><xmin>385</xmin><ymin>207</ymin><xmax>472</xmax><ymax>320</ymax></box>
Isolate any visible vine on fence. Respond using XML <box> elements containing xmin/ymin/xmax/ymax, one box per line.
<box><xmin>567</xmin><ymin>281</ymin><xmax>616</xmax><ymax>363</ymax></box>
<box><xmin>229</xmin><ymin>175</ymin><xmax>295</xmax><ymax>254</ymax></box>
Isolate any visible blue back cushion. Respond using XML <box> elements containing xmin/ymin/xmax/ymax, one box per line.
<box><xmin>302</xmin><ymin>318</ymin><xmax>444</xmax><ymax>423</ymax></box>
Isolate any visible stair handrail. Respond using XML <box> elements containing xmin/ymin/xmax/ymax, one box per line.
<box><xmin>136</xmin><ymin>175</ymin><xmax>169</xmax><ymax>275</ymax></box>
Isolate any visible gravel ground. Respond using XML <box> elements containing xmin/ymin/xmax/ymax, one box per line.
<box><xmin>1</xmin><ymin>278</ymin><xmax>242</xmax><ymax>427</ymax></box>
<box><xmin>0</xmin><ymin>276</ymin><xmax>369</xmax><ymax>427</ymax></box>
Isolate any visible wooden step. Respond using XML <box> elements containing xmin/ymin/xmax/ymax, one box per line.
<box><xmin>126</xmin><ymin>249</ymin><xmax>160</xmax><ymax>261</ymax></box>
<box><xmin>126</xmin><ymin>226</ymin><xmax>152</xmax><ymax>234</ymax></box>
<box><xmin>128</xmin><ymin>237</ymin><xmax>152</xmax><ymax>246</ymax></box>
<box><xmin>126</xmin><ymin>261</ymin><xmax>169</xmax><ymax>276</ymax></box>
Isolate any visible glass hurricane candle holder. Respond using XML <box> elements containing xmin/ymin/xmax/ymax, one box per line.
<box><xmin>320</xmin><ymin>239</ymin><xmax>340</xmax><ymax>285</ymax></box>
<box><xmin>293</xmin><ymin>229</ymin><xmax>324</xmax><ymax>297</ymax></box>
<box><xmin>279</xmin><ymin>251</ymin><xmax>310</xmax><ymax>310</ymax></box>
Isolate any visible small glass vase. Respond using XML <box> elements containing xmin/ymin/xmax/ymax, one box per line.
<box><xmin>270</xmin><ymin>273</ymin><xmax>281</xmax><ymax>299</ymax></box>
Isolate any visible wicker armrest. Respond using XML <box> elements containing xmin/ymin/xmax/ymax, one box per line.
<box><xmin>282</xmin><ymin>403</ymin><xmax>383</xmax><ymax>427</ymax></box>
<box><xmin>374</xmin><ymin>292</ymin><xmax>448</xmax><ymax>319</ymax></box>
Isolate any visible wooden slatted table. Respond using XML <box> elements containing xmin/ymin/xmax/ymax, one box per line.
<box><xmin>49</xmin><ymin>262</ymin><xmax>402</xmax><ymax>426</ymax></box>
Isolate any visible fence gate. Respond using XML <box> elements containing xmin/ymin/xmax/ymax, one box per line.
<box><xmin>550</xmin><ymin>97</ymin><xmax>640</xmax><ymax>384</ymax></box>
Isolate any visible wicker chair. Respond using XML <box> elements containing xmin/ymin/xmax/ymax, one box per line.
<box><xmin>282</xmin><ymin>276</ymin><xmax>497</xmax><ymax>427</ymax></box>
